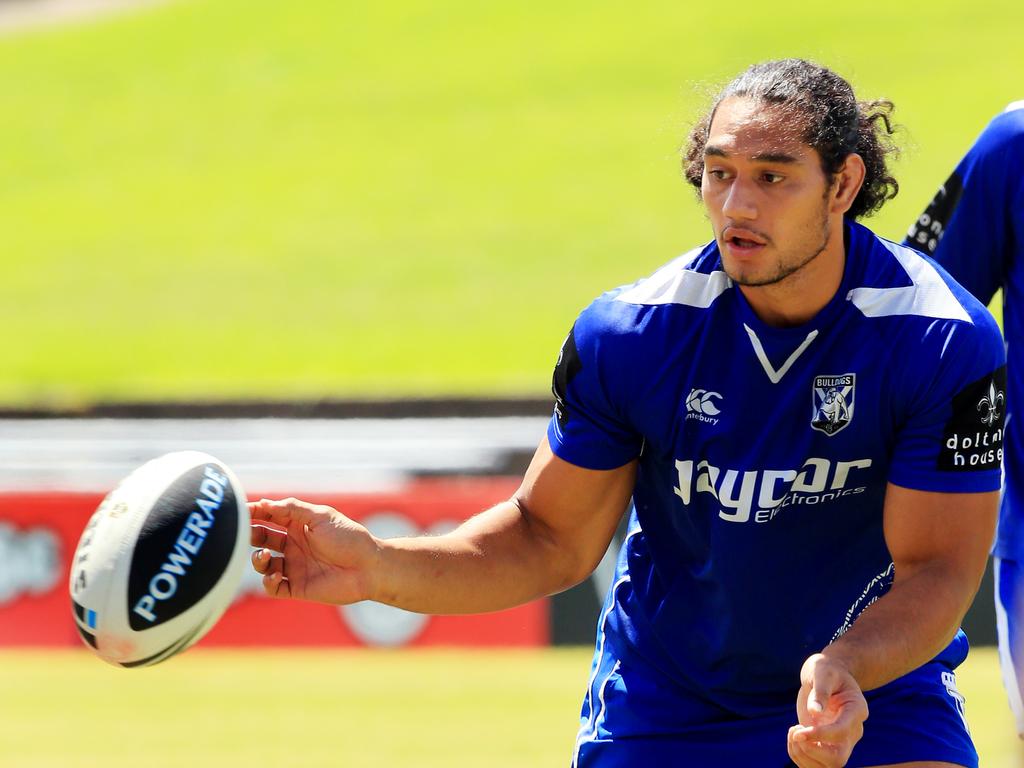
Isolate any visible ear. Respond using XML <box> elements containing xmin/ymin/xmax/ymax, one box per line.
<box><xmin>830</xmin><ymin>153</ymin><xmax>867</xmax><ymax>215</ymax></box>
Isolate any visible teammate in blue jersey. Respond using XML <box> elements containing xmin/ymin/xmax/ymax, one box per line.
<box><xmin>905</xmin><ymin>102</ymin><xmax>1024</xmax><ymax>739</ymax></box>
<box><xmin>248</xmin><ymin>60</ymin><xmax>1004</xmax><ymax>768</ymax></box>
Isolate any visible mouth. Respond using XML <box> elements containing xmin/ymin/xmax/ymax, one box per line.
<box><xmin>722</xmin><ymin>227</ymin><xmax>768</xmax><ymax>255</ymax></box>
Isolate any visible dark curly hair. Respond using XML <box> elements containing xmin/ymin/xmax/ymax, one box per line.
<box><xmin>683</xmin><ymin>59</ymin><xmax>899</xmax><ymax>219</ymax></box>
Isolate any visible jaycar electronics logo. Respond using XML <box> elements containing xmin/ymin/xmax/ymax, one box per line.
<box><xmin>811</xmin><ymin>374</ymin><xmax>855</xmax><ymax>436</ymax></box>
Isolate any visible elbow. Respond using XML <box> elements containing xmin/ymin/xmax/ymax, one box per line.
<box><xmin>511</xmin><ymin>496</ymin><xmax>604</xmax><ymax>596</ymax></box>
<box><xmin>899</xmin><ymin>557</ymin><xmax>986</xmax><ymax>627</ymax></box>
<box><xmin>554</xmin><ymin>550</ymin><xmax>605</xmax><ymax>595</ymax></box>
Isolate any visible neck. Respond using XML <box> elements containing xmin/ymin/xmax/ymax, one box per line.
<box><xmin>739</xmin><ymin>220</ymin><xmax>847</xmax><ymax>328</ymax></box>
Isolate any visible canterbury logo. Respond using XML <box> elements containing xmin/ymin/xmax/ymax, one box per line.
<box><xmin>686</xmin><ymin>388</ymin><xmax>723</xmax><ymax>416</ymax></box>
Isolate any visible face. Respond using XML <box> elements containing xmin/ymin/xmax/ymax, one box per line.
<box><xmin>701</xmin><ymin>97</ymin><xmax>835</xmax><ymax>287</ymax></box>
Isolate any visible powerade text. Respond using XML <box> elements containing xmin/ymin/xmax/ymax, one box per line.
<box><xmin>132</xmin><ymin>466</ymin><xmax>229</xmax><ymax>623</ymax></box>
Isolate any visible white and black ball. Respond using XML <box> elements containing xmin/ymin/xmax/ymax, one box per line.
<box><xmin>69</xmin><ymin>451</ymin><xmax>249</xmax><ymax>667</ymax></box>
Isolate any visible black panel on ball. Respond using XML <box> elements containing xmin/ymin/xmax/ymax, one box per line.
<box><xmin>76</xmin><ymin>623</ymin><xmax>98</xmax><ymax>649</ymax></box>
<box><xmin>126</xmin><ymin>464</ymin><xmax>237</xmax><ymax>630</ymax></box>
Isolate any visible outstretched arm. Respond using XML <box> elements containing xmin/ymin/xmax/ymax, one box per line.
<box><xmin>788</xmin><ymin>483</ymin><xmax>997</xmax><ymax>766</ymax></box>
<box><xmin>250</xmin><ymin>436</ymin><xmax>636</xmax><ymax>613</ymax></box>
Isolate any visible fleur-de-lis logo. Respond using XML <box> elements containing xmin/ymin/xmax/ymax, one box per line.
<box><xmin>977</xmin><ymin>381</ymin><xmax>1005</xmax><ymax>427</ymax></box>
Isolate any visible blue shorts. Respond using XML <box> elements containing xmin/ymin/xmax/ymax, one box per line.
<box><xmin>995</xmin><ymin>557</ymin><xmax>1024</xmax><ymax>735</ymax></box>
<box><xmin>572</xmin><ymin>649</ymin><xmax>978</xmax><ymax>767</ymax></box>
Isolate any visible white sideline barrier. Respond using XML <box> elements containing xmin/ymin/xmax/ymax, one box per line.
<box><xmin>0</xmin><ymin>417</ymin><xmax>550</xmax><ymax>493</ymax></box>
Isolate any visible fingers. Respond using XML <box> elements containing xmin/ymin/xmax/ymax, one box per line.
<box><xmin>251</xmin><ymin>523</ymin><xmax>287</xmax><ymax>552</ymax></box>
<box><xmin>251</xmin><ymin>549</ymin><xmax>291</xmax><ymax>598</ymax></box>
<box><xmin>787</xmin><ymin>727</ymin><xmax>840</xmax><ymax>768</ymax></box>
<box><xmin>263</xmin><ymin>570</ymin><xmax>291</xmax><ymax>598</ymax></box>
<box><xmin>806</xmin><ymin>658</ymin><xmax>837</xmax><ymax>716</ymax></box>
<box><xmin>251</xmin><ymin>547</ymin><xmax>277</xmax><ymax>575</ymax></box>
<box><xmin>797</xmin><ymin>653</ymin><xmax>864</xmax><ymax>723</ymax></box>
<box><xmin>788</xmin><ymin>690</ymin><xmax>865</xmax><ymax>768</ymax></box>
<box><xmin>248</xmin><ymin>497</ymin><xmax>320</xmax><ymax>527</ymax></box>
<box><xmin>791</xmin><ymin>653</ymin><xmax>867</xmax><ymax>767</ymax></box>
<box><xmin>794</xmin><ymin>711</ymin><xmax>865</xmax><ymax>747</ymax></box>
<box><xmin>795</xmin><ymin>681</ymin><xmax>813</xmax><ymax>726</ymax></box>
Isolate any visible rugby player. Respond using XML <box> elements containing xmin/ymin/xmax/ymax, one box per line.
<box><xmin>905</xmin><ymin>102</ymin><xmax>1024</xmax><ymax>739</ymax></box>
<box><xmin>250</xmin><ymin>60</ymin><xmax>1005</xmax><ymax>767</ymax></box>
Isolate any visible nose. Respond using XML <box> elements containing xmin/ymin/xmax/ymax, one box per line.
<box><xmin>721</xmin><ymin>176</ymin><xmax>757</xmax><ymax>221</ymax></box>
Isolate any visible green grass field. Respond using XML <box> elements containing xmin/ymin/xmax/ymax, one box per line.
<box><xmin>0</xmin><ymin>0</ymin><xmax>1021</xmax><ymax>405</ymax></box>
<box><xmin>0</xmin><ymin>647</ymin><xmax>1019</xmax><ymax>767</ymax></box>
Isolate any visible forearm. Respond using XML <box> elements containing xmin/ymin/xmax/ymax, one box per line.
<box><xmin>371</xmin><ymin>498</ymin><xmax>592</xmax><ymax>614</ymax></box>
<box><xmin>821</xmin><ymin>561</ymin><xmax>983</xmax><ymax>691</ymax></box>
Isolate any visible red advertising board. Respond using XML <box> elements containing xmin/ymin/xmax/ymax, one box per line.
<box><xmin>0</xmin><ymin>478</ymin><xmax>548</xmax><ymax>648</ymax></box>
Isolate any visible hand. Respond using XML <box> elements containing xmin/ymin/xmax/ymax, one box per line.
<box><xmin>249</xmin><ymin>498</ymin><xmax>382</xmax><ymax>605</ymax></box>
<box><xmin>787</xmin><ymin>653</ymin><xmax>869</xmax><ymax>767</ymax></box>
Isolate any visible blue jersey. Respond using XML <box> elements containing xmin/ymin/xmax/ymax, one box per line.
<box><xmin>550</xmin><ymin>221</ymin><xmax>1005</xmax><ymax>717</ymax></box>
<box><xmin>905</xmin><ymin>102</ymin><xmax>1024</xmax><ymax>562</ymax></box>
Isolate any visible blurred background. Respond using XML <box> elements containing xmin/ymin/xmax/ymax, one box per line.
<box><xmin>0</xmin><ymin>0</ymin><xmax>1022</xmax><ymax>765</ymax></box>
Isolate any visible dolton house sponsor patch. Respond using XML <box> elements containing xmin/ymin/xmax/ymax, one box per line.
<box><xmin>938</xmin><ymin>366</ymin><xmax>1007</xmax><ymax>471</ymax></box>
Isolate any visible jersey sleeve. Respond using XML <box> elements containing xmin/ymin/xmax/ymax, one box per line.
<box><xmin>904</xmin><ymin>110</ymin><xmax>1024</xmax><ymax>305</ymax></box>
<box><xmin>888</xmin><ymin>311</ymin><xmax>1006</xmax><ymax>493</ymax></box>
<box><xmin>546</xmin><ymin>300</ymin><xmax>644</xmax><ymax>470</ymax></box>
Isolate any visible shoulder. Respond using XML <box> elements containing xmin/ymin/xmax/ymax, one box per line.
<box><xmin>959</xmin><ymin>103</ymin><xmax>1024</xmax><ymax>178</ymax></box>
<box><xmin>611</xmin><ymin>241</ymin><xmax>731</xmax><ymax>309</ymax></box>
<box><xmin>849</xmin><ymin>225</ymin><xmax>997</xmax><ymax>334</ymax></box>
<box><xmin>848</xmin><ymin>227</ymin><xmax>1004</xmax><ymax>397</ymax></box>
<box><xmin>977</xmin><ymin>102</ymin><xmax>1024</xmax><ymax>149</ymax></box>
<box><xmin>564</xmin><ymin>242</ymin><xmax>729</xmax><ymax>393</ymax></box>
<box><xmin>575</xmin><ymin>240</ymin><xmax>730</xmax><ymax>339</ymax></box>
<box><xmin>848</xmin><ymin>227</ymin><xmax>1003</xmax><ymax>381</ymax></box>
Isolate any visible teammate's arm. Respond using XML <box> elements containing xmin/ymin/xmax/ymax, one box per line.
<box><xmin>249</xmin><ymin>437</ymin><xmax>636</xmax><ymax>613</ymax></box>
<box><xmin>788</xmin><ymin>484</ymin><xmax>997</xmax><ymax>765</ymax></box>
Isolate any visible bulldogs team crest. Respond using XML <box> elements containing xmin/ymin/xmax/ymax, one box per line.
<box><xmin>812</xmin><ymin>374</ymin><xmax>855</xmax><ymax>436</ymax></box>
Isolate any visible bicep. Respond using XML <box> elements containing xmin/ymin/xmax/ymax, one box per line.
<box><xmin>514</xmin><ymin>436</ymin><xmax>636</xmax><ymax>584</ymax></box>
<box><xmin>883</xmin><ymin>482</ymin><xmax>997</xmax><ymax>584</ymax></box>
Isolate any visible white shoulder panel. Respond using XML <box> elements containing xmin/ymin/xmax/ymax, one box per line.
<box><xmin>846</xmin><ymin>244</ymin><xmax>972</xmax><ymax>323</ymax></box>
<box><xmin>615</xmin><ymin>248</ymin><xmax>733</xmax><ymax>308</ymax></box>
<box><xmin>1005</xmin><ymin>100</ymin><xmax>1024</xmax><ymax>113</ymax></box>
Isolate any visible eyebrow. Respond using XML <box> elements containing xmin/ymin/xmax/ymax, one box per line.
<box><xmin>704</xmin><ymin>146</ymin><xmax>800</xmax><ymax>164</ymax></box>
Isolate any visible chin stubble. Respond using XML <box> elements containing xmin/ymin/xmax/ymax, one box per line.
<box><xmin>727</xmin><ymin>213</ymin><xmax>831</xmax><ymax>288</ymax></box>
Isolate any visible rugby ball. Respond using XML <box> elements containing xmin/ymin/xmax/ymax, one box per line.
<box><xmin>69</xmin><ymin>451</ymin><xmax>249</xmax><ymax>667</ymax></box>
